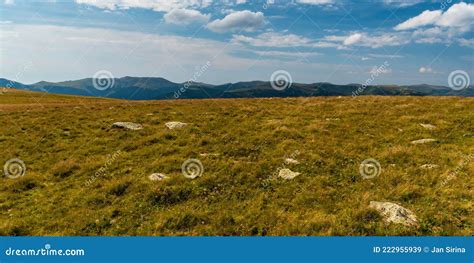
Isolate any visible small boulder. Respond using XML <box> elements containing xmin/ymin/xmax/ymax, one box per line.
<box><xmin>420</xmin><ymin>123</ymin><xmax>436</xmax><ymax>130</ymax></box>
<box><xmin>420</xmin><ymin>164</ymin><xmax>439</xmax><ymax>169</ymax></box>
<box><xmin>278</xmin><ymin>168</ymin><xmax>300</xmax><ymax>180</ymax></box>
<box><xmin>148</xmin><ymin>173</ymin><xmax>168</xmax><ymax>181</ymax></box>
<box><xmin>369</xmin><ymin>201</ymin><xmax>418</xmax><ymax>227</ymax></box>
<box><xmin>112</xmin><ymin>122</ymin><xmax>143</xmax><ymax>130</ymax></box>
<box><xmin>165</xmin><ymin>122</ymin><xmax>187</xmax><ymax>130</ymax></box>
<box><xmin>284</xmin><ymin>158</ymin><xmax>300</xmax><ymax>165</ymax></box>
<box><xmin>411</xmin><ymin>138</ymin><xmax>436</xmax><ymax>144</ymax></box>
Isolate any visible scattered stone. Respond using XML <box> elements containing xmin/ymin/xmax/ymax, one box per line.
<box><xmin>146</xmin><ymin>113</ymin><xmax>154</xmax><ymax>116</ymax></box>
<box><xmin>278</xmin><ymin>168</ymin><xmax>300</xmax><ymax>180</ymax></box>
<box><xmin>369</xmin><ymin>201</ymin><xmax>418</xmax><ymax>227</ymax></box>
<box><xmin>411</xmin><ymin>138</ymin><xmax>437</xmax><ymax>144</ymax></box>
<box><xmin>112</xmin><ymin>122</ymin><xmax>143</xmax><ymax>130</ymax></box>
<box><xmin>397</xmin><ymin>128</ymin><xmax>404</xmax><ymax>132</ymax></box>
<box><xmin>420</xmin><ymin>164</ymin><xmax>439</xmax><ymax>169</ymax></box>
<box><xmin>284</xmin><ymin>158</ymin><xmax>300</xmax><ymax>165</ymax></box>
<box><xmin>199</xmin><ymin>153</ymin><xmax>220</xmax><ymax>157</ymax></box>
<box><xmin>420</xmin><ymin>123</ymin><xmax>436</xmax><ymax>130</ymax></box>
<box><xmin>325</xmin><ymin>118</ymin><xmax>340</xmax><ymax>121</ymax></box>
<box><xmin>148</xmin><ymin>173</ymin><xmax>168</xmax><ymax>181</ymax></box>
<box><xmin>165</xmin><ymin>122</ymin><xmax>187</xmax><ymax>130</ymax></box>
<box><xmin>463</xmin><ymin>133</ymin><xmax>474</xmax><ymax>138</ymax></box>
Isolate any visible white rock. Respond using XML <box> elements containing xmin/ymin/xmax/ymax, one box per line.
<box><xmin>165</xmin><ymin>122</ymin><xmax>187</xmax><ymax>130</ymax></box>
<box><xmin>420</xmin><ymin>164</ymin><xmax>439</xmax><ymax>169</ymax></box>
<box><xmin>278</xmin><ymin>168</ymin><xmax>300</xmax><ymax>180</ymax></box>
<box><xmin>148</xmin><ymin>173</ymin><xmax>168</xmax><ymax>181</ymax></box>
<box><xmin>411</xmin><ymin>138</ymin><xmax>437</xmax><ymax>144</ymax></box>
<box><xmin>420</xmin><ymin>123</ymin><xmax>436</xmax><ymax>130</ymax></box>
<box><xmin>112</xmin><ymin>122</ymin><xmax>143</xmax><ymax>130</ymax></box>
<box><xmin>284</xmin><ymin>158</ymin><xmax>300</xmax><ymax>165</ymax></box>
<box><xmin>369</xmin><ymin>201</ymin><xmax>418</xmax><ymax>227</ymax></box>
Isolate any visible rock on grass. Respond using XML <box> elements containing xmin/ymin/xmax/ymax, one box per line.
<box><xmin>369</xmin><ymin>201</ymin><xmax>418</xmax><ymax>227</ymax></box>
<box><xmin>278</xmin><ymin>169</ymin><xmax>300</xmax><ymax>180</ymax></box>
<box><xmin>165</xmin><ymin>122</ymin><xmax>187</xmax><ymax>130</ymax></box>
<box><xmin>420</xmin><ymin>123</ymin><xmax>436</xmax><ymax>130</ymax></box>
<box><xmin>411</xmin><ymin>138</ymin><xmax>437</xmax><ymax>144</ymax></box>
<box><xmin>148</xmin><ymin>173</ymin><xmax>168</xmax><ymax>181</ymax></box>
<box><xmin>112</xmin><ymin>122</ymin><xmax>143</xmax><ymax>130</ymax></box>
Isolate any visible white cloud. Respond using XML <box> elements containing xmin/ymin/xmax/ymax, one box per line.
<box><xmin>458</xmin><ymin>38</ymin><xmax>474</xmax><ymax>47</ymax></box>
<box><xmin>369</xmin><ymin>65</ymin><xmax>391</xmax><ymax>74</ymax></box>
<box><xmin>207</xmin><ymin>10</ymin><xmax>265</xmax><ymax>33</ymax></box>
<box><xmin>436</xmin><ymin>2</ymin><xmax>474</xmax><ymax>28</ymax></box>
<box><xmin>394</xmin><ymin>10</ymin><xmax>442</xmax><ymax>31</ymax></box>
<box><xmin>253</xmin><ymin>50</ymin><xmax>321</xmax><ymax>60</ymax></box>
<box><xmin>383</xmin><ymin>0</ymin><xmax>424</xmax><ymax>8</ymax></box>
<box><xmin>326</xmin><ymin>32</ymin><xmax>409</xmax><ymax>48</ymax></box>
<box><xmin>395</xmin><ymin>2</ymin><xmax>474</xmax><ymax>31</ymax></box>
<box><xmin>75</xmin><ymin>0</ymin><xmax>208</xmax><ymax>12</ymax></box>
<box><xmin>233</xmin><ymin>32</ymin><xmax>312</xmax><ymax>47</ymax></box>
<box><xmin>4</xmin><ymin>0</ymin><xmax>14</xmax><ymax>5</ymax></box>
<box><xmin>236</xmin><ymin>0</ymin><xmax>246</xmax><ymax>4</ymax></box>
<box><xmin>419</xmin><ymin>67</ymin><xmax>433</xmax><ymax>73</ymax></box>
<box><xmin>343</xmin><ymin>33</ymin><xmax>362</xmax><ymax>45</ymax></box>
<box><xmin>296</xmin><ymin>0</ymin><xmax>334</xmax><ymax>5</ymax></box>
<box><xmin>164</xmin><ymin>9</ymin><xmax>210</xmax><ymax>26</ymax></box>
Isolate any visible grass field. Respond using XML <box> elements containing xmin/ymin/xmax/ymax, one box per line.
<box><xmin>0</xmin><ymin>89</ymin><xmax>472</xmax><ymax>236</ymax></box>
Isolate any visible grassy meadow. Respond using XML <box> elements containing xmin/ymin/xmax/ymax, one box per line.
<box><xmin>0</xmin><ymin>89</ymin><xmax>472</xmax><ymax>236</ymax></box>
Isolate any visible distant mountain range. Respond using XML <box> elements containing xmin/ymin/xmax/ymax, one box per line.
<box><xmin>1</xmin><ymin>77</ymin><xmax>472</xmax><ymax>100</ymax></box>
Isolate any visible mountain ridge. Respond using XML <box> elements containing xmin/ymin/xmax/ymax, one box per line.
<box><xmin>1</xmin><ymin>77</ymin><xmax>472</xmax><ymax>100</ymax></box>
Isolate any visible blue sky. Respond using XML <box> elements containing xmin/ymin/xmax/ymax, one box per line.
<box><xmin>0</xmin><ymin>0</ymin><xmax>473</xmax><ymax>85</ymax></box>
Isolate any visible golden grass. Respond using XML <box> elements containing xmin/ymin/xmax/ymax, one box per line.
<box><xmin>0</xmin><ymin>89</ymin><xmax>472</xmax><ymax>236</ymax></box>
